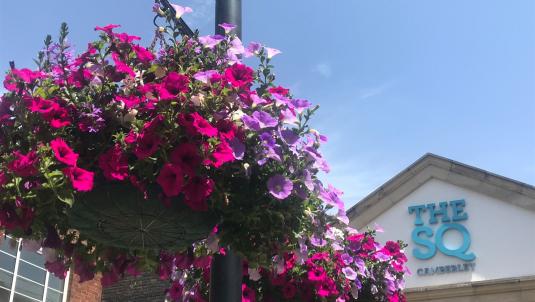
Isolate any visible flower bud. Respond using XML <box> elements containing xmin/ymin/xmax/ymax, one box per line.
<box><xmin>190</xmin><ymin>93</ymin><xmax>205</xmax><ymax>106</ymax></box>
<box><xmin>123</xmin><ymin>109</ymin><xmax>138</xmax><ymax>123</ymax></box>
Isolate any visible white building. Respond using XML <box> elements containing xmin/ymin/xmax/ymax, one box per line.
<box><xmin>347</xmin><ymin>153</ymin><xmax>535</xmax><ymax>301</ymax></box>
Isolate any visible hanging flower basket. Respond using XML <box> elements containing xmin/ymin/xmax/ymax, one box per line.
<box><xmin>0</xmin><ymin>3</ymin><xmax>409</xmax><ymax>301</ymax></box>
<box><xmin>68</xmin><ymin>182</ymin><xmax>217</xmax><ymax>250</ymax></box>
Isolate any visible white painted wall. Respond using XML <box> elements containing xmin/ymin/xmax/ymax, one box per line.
<box><xmin>359</xmin><ymin>178</ymin><xmax>535</xmax><ymax>288</ymax></box>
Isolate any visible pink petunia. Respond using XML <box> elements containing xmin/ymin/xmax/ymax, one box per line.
<box><xmin>169</xmin><ymin>143</ymin><xmax>201</xmax><ymax>176</ymax></box>
<box><xmin>241</xmin><ymin>284</ymin><xmax>256</xmax><ymax>302</ymax></box>
<box><xmin>156</xmin><ymin>163</ymin><xmax>184</xmax><ymax>197</ymax></box>
<box><xmin>99</xmin><ymin>145</ymin><xmax>129</xmax><ymax>181</ymax></box>
<box><xmin>50</xmin><ymin>138</ymin><xmax>78</xmax><ymax>166</ymax></box>
<box><xmin>112</xmin><ymin>52</ymin><xmax>136</xmax><ymax>78</ymax></box>
<box><xmin>63</xmin><ymin>167</ymin><xmax>94</xmax><ymax>191</ymax></box>
<box><xmin>8</xmin><ymin>151</ymin><xmax>39</xmax><ymax>177</ymax></box>
<box><xmin>162</xmin><ymin>71</ymin><xmax>190</xmax><ymax>96</ymax></box>
<box><xmin>132</xmin><ymin>45</ymin><xmax>155</xmax><ymax>64</ymax></box>
<box><xmin>133</xmin><ymin>132</ymin><xmax>161</xmax><ymax>160</ymax></box>
<box><xmin>224</xmin><ymin>64</ymin><xmax>254</xmax><ymax>89</ymax></box>
<box><xmin>183</xmin><ymin>177</ymin><xmax>214</xmax><ymax>211</ymax></box>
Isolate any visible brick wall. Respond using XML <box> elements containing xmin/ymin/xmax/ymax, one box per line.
<box><xmin>101</xmin><ymin>273</ymin><xmax>169</xmax><ymax>302</ymax></box>
<box><xmin>67</xmin><ymin>273</ymin><xmax>102</xmax><ymax>302</ymax></box>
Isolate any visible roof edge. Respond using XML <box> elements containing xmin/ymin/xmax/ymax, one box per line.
<box><xmin>347</xmin><ymin>153</ymin><xmax>535</xmax><ymax>222</ymax></box>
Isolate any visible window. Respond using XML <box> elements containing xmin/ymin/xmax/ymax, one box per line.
<box><xmin>0</xmin><ymin>236</ymin><xmax>69</xmax><ymax>302</ymax></box>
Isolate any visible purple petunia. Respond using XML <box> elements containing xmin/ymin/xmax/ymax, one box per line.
<box><xmin>218</xmin><ymin>22</ymin><xmax>236</xmax><ymax>33</ymax></box>
<box><xmin>319</xmin><ymin>185</ymin><xmax>345</xmax><ymax>210</ymax></box>
<box><xmin>170</xmin><ymin>4</ymin><xmax>193</xmax><ymax>19</ymax></box>
<box><xmin>310</xmin><ymin>234</ymin><xmax>327</xmax><ymax>247</ymax></box>
<box><xmin>198</xmin><ymin>35</ymin><xmax>225</xmax><ymax>49</ymax></box>
<box><xmin>265</xmin><ymin>47</ymin><xmax>281</xmax><ymax>59</ymax></box>
<box><xmin>280</xmin><ymin>129</ymin><xmax>299</xmax><ymax>146</ymax></box>
<box><xmin>267</xmin><ymin>174</ymin><xmax>293</xmax><ymax>200</ymax></box>
<box><xmin>241</xmin><ymin>111</ymin><xmax>278</xmax><ymax>131</ymax></box>
<box><xmin>342</xmin><ymin>267</ymin><xmax>358</xmax><ymax>281</ymax></box>
<box><xmin>193</xmin><ymin>70</ymin><xmax>219</xmax><ymax>83</ymax></box>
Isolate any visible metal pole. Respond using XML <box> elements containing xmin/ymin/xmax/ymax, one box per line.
<box><xmin>209</xmin><ymin>250</ymin><xmax>243</xmax><ymax>302</ymax></box>
<box><xmin>215</xmin><ymin>0</ymin><xmax>242</xmax><ymax>38</ymax></box>
<box><xmin>210</xmin><ymin>1</ymin><xmax>243</xmax><ymax>301</ymax></box>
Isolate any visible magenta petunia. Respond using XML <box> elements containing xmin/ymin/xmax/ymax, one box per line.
<box><xmin>163</xmin><ymin>71</ymin><xmax>190</xmax><ymax>95</ymax></box>
<box><xmin>114</xmin><ymin>32</ymin><xmax>141</xmax><ymax>43</ymax></box>
<box><xmin>191</xmin><ymin>112</ymin><xmax>218</xmax><ymax>137</ymax></box>
<box><xmin>169</xmin><ymin>143</ymin><xmax>201</xmax><ymax>176</ymax></box>
<box><xmin>44</xmin><ymin>260</ymin><xmax>68</xmax><ymax>279</ymax></box>
<box><xmin>8</xmin><ymin>151</ymin><xmax>39</xmax><ymax>177</ymax></box>
<box><xmin>209</xmin><ymin>140</ymin><xmax>236</xmax><ymax>168</ymax></box>
<box><xmin>0</xmin><ymin>171</ymin><xmax>7</xmax><ymax>186</ymax></box>
<box><xmin>133</xmin><ymin>132</ymin><xmax>161</xmax><ymax>160</ymax></box>
<box><xmin>63</xmin><ymin>167</ymin><xmax>94</xmax><ymax>192</ymax></box>
<box><xmin>242</xmin><ymin>284</ymin><xmax>256</xmax><ymax>302</ymax></box>
<box><xmin>308</xmin><ymin>265</ymin><xmax>327</xmax><ymax>282</ymax></box>
<box><xmin>99</xmin><ymin>145</ymin><xmax>129</xmax><ymax>181</ymax></box>
<box><xmin>112</xmin><ymin>52</ymin><xmax>136</xmax><ymax>78</ymax></box>
<box><xmin>183</xmin><ymin>176</ymin><xmax>214</xmax><ymax>211</ymax></box>
<box><xmin>50</xmin><ymin>138</ymin><xmax>78</xmax><ymax>166</ymax></box>
<box><xmin>115</xmin><ymin>95</ymin><xmax>142</xmax><ymax>109</ymax></box>
<box><xmin>47</xmin><ymin>106</ymin><xmax>71</xmax><ymax>129</ymax></box>
<box><xmin>267</xmin><ymin>174</ymin><xmax>293</xmax><ymax>200</ymax></box>
<box><xmin>132</xmin><ymin>45</ymin><xmax>154</xmax><ymax>64</ymax></box>
<box><xmin>156</xmin><ymin>163</ymin><xmax>184</xmax><ymax>197</ymax></box>
<box><xmin>28</xmin><ymin>97</ymin><xmax>59</xmax><ymax>114</ymax></box>
<box><xmin>224</xmin><ymin>63</ymin><xmax>254</xmax><ymax>88</ymax></box>
<box><xmin>94</xmin><ymin>24</ymin><xmax>120</xmax><ymax>35</ymax></box>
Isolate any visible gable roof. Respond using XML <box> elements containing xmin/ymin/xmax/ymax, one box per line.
<box><xmin>346</xmin><ymin>153</ymin><xmax>535</xmax><ymax>229</ymax></box>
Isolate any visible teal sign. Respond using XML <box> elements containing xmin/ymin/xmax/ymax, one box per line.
<box><xmin>408</xmin><ymin>199</ymin><xmax>476</xmax><ymax>262</ymax></box>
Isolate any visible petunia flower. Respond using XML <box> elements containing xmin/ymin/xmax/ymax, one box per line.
<box><xmin>193</xmin><ymin>70</ymin><xmax>219</xmax><ymax>84</ymax></box>
<box><xmin>94</xmin><ymin>24</ymin><xmax>120</xmax><ymax>35</ymax></box>
<box><xmin>242</xmin><ymin>284</ymin><xmax>256</xmax><ymax>302</ymax></box>
<box><xmin>241</xmin><ymin>111</ymin><xmax>278</xmax><ymax>131</ymax></box>
<box><xmin>50</xmin><ymin>138</ymin><xmax>78</xmax><ymax>166</ymax></box>
<box><xmin>133</xmin><ymin>132</ymin><xmax>161</xmax><ymax>159</ymax></box>
<box><xmin>198</xmin><ymin>35</ymin><xmax>225</xmax><ymax>49</ymax></box>
<box><xmin>99</xmin><ymin>145</ymin><xmax>129</xmax><ymax>181</ymax></box>
<box><xmin>169</xmin><ymin>143</ymin><xmax>201</xmax><ymax>176</ymax></box>
<box><xmin>63</xmin><ymin>167</ymin><xmax>94</xmax><ymax>192</ymax></box>
<box><xmin>265</xmin><ymin>47</ymin><xmax>281</xmax><ymax>59</ymax></box>
<box><xmin>244</xmin><ymin>42</ymin><xmax>262</xmax><ymax>58</ymax></box>
<box><xmin>8</xmin><ymin>151</ymin><xmax>39</xmax><ymax>177</ymax></box>
<box><xmin>218</xmin><ymin>22</ymin><xmax>236</xmax><ymax>33</ymax></box>
<box><xmin>156</xmin><ymin>163</ymin><xmax>184</xmax><ymax>197</ymax></box>
<box><xmin>209</xmin><ymin>140</ymin><xmax>235</xmax><ymax>168</ymax></box>
<box><xmin>267</xmin><ymin>174</ymin><xmax>293</xmax><ymax>200</ymax></box>
<box><xmin>163</xmin><ymin>71</ymin><xmax>190</xmax><ymax>95</ymax></box>
<box><xmin>342</xmin><ymin>267</ymin><xmax>358</xmax><ymax>280</ymax></box>
<box><xmin>307</xmin><ymin>265</ymin><xmax>327</xmax><ymax>282</ymax></box>
<box><xmin>183</xmin><ymin>177</ymin><xmax>214</xmax><ymax>211</ymax></box>
<box><xmin>224</xmin><ymin>63</ymin><xmax>254</xmax><ymax>88</ymax></box>
<box><xmin>170</xmin><ymin>4</ymin><xmax>193</xmax><ymax>19</ymax></box>
<box><xmin>132</xmin><ymin>45</ymin><xmax>155</xmax><ymax>63</ymax></box>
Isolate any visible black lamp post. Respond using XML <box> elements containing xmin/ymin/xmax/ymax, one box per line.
<box><xmin>210</xmin><ymin>2</ymin><xmax>243</xmax><ymax>299</ymax></box>
<box><xmin>215</xmin><ymin>0</ymin><xmax>242</xmax><ymax>39</ymax></box>
<box><xmin>155</xmin><ymin>1</ymin><xmax>243</xmax><ymax>300</ymax></box>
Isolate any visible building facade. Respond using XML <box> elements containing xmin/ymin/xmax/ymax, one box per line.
<box><xmin>347</xmin><ymin>153</ymin><xmax>535</xmax><ymax>301</ymax></box>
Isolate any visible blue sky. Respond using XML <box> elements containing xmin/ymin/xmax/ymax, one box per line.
<box><xmin>1</xmin><ymin>0</ymin><xmax>534</xmax><ymax>208</ymax></box>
